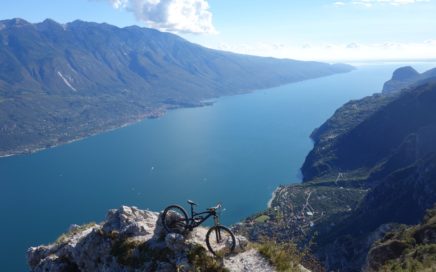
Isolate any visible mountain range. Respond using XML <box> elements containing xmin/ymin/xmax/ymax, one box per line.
<box><xmin>0</xmin><ymin>18</ymin><xmax>352</xmax><ymax>157</ymax></box>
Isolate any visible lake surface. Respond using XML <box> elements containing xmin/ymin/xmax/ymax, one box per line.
<box><xmin>1</xmin><ymin>62</ymin><xmax>435</xmax><ymax>271</ymax></box>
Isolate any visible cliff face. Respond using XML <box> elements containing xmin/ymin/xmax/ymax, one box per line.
<box><xmin>301</xmin><ymin>91</ymin><xmax>399</xmax><ymax>182</ymax></box>
<box><xmin>302</xmin><ymin>66</ymin><xmax>436</xmax><ymax>183</ymax></box>
<box><xmin>238</xmin><ymin>66</ymin><xmax>436</xmax><ymax>271</ymax></box>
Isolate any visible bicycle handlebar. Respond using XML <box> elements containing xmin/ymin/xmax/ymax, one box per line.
<box><xmin>208</xmin><ymin>203</ymin><xmax>222</xmax><ymax>212</ymax></box>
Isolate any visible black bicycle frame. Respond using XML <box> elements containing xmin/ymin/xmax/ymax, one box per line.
<box><xmin>187</xmin><ymin>205</ymin><xmax>217</xmax><ymax>230</ymax></box>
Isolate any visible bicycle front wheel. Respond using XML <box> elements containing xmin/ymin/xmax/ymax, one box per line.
<box><xmin>162</xmin><ymin>205</ymin><xmax>189</xmax><ymax>234</ymax></box>
<box><xmin>206</xmin><ymin>225</ymin><xmax>236</xmax><ymax>256</ymax></box>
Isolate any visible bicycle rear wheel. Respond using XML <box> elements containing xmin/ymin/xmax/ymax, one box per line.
<box><xmin>162</xmin><ymin>205</ymin><xmax>189</xmax><ymax>234</ymax></box>
<box><xmin>206</xmin><ymin>225</ymin><xmax>236</xmax><ymax>256</ymax></box>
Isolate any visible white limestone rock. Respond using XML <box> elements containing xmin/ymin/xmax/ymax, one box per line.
<box><xmin>233</xmin><ymin>235</ymin><xmax>249</xmax><ymax>253</ymax></box>
<box><xmin>165</xmin><ymin>233</ymin><xmax>186</xmax><ymax>252</ymax></box>
<box><xmin>103</xmin><ymin>205</ymin><xmax>160</xmax><ymax>239</ymax></box>
<box><xmin>224</xmin><ymin>248</ymin><xmax>275</xmax><ymax>272</ymax></box>
<box><xmin>27</xmin><ymin>205</ymin><xmax>310</xmax><ymax>272</ymax></box>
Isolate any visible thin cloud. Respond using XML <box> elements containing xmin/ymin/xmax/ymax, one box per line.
<box><xmin>334</xmin><ymin>1</ymin><xmax>346</xmax><ymax>6</ymax></box>
<box><xmin>334</xmin><ymin>0</ymin><xmax>430</xmax><ymax>7</ymax></box>
<box><xmin>212</xmin><ymin>41</ymin><xmax>436</xmax><ymax>62</ymax></box>
<box><xmin>101</xmin><ymin>0</ymin><xmax>216</xmax><ymax>34</ymax></box>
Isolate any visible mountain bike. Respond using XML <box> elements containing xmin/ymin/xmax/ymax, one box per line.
<box><xmin>162</xmin><ymin>200</ymin><xmax>236</xmax><ymax>256</ymax></box>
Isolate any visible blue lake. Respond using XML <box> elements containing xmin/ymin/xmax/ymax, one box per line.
<box><xmin>1</xmin><ymin>62</ymin><xmax>435</xmax><ymax>271</ymax></box>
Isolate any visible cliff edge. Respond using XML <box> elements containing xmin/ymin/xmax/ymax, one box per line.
<box><xmin>28</xmin><ymin>206</ymin><xmax>309</xmax><ymax>272</ymax></box>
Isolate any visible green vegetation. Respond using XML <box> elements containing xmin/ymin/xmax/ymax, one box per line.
<box><xmin>187</xmin><ymin>244</ymin><xmax>229</xmax><ymax>272</ymax></box>
<box><xmin>55</xmin><ymin>222</ymin><xmax>97</xmax><ymax>245</ymax></box>
<box><xmin>380</xmin><ymin>244</ymin><xmax>436</xmax><ymax>272</ymax></box>
<box><xmin>368</xmin><ymin>205</ymin><xmax>436</xmax><ymax>272</ymax></box>
<box><xmin>111</xmin><ymin>237</ymin><xmax>174</xmax><ymax>269</ymax></box>
<box><xmin>301</xmin><ymin>89</ymin><xmax>399</xmax><ymax>182</ymax></box>
<box><xmin>256</xmin><ymin>241</ymin><xmax>303</xmax><ymax>272</ymax></box>
<box><xmin>254</xmin><ymin>215</ymin><xmax>270</xmax><ymax>223</ymax></box>
<box><xmin>110</xmin><ymin>235</ymin><xmax>230</xmax><ymax>271</ymax></box>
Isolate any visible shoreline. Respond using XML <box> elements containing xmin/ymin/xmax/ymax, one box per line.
<box><xmin>0</xmin><ymin>108</ymin><xmax>168</xmax><ymax>159</ymax></box>
<box><xmin>0</xmin><ymin>101</ymin><xmax>217</xmax><ymax>159</ymax></box>
<box><xmin>0</xmin><ymin>69</ymin><xmax>355</xmax><ymax>159</ymax></box>
<box><xmin>267</xmin><ymin>186</ymin><xmax>283</xmax><ymax>208</ymax></box>
<box><xmin>0</xmin><ymin>68</ymin><xmax>356</xmax><ymax>160</ymax></box>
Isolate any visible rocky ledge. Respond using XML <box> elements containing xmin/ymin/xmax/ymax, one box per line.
<box><xmin>28</xmin><ymin>206</ymin><xmax>310</xmax><ymax>272</ymax></box>
<box><xmin>365</xmin><ymin>205</ymin><xmax>436</xmax><ymax>271</ymax></box>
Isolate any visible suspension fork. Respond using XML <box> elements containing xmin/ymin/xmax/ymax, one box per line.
<box><xmin>214</xmin><ymin>215</ymin><xmax>219</xmax><ymax>226</ymax></box>
<box><xmin>214</xmin><ymin>215</ymin><xmax>221</xmax><ymax>242</ymax></box>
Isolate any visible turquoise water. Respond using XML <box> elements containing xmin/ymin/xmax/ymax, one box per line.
<box><xmin>1</xmin><ymin>63</ymin><xmax>435</xmax><ymax>271</ymax></box>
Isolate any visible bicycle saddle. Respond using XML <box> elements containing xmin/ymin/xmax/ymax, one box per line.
<box><xmin>187</xmin><ymin>200</ymin><xmax>197</xmax><ymax>206</ymax></box>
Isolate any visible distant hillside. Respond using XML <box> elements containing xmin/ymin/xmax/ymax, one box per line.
<box><xmin>382</xmin><ymin>65</ymin><xmax>436</xmax><ymax>93</ymax></box>
<box><xmin>237</xmin><ymin>66</ymin><xmax>436</xmax><ymax>271</ymax></box>
<box><xmin>0</xmin><ymin>18</ymin><xmax>353</xmax><ymax>156</ymax></box>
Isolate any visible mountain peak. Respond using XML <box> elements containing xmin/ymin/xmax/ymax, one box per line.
<box><xmin>41</xmin><ymin>18</ymin><xmax>59</xmax><ymax>25</ymax></box>
<box><xmin>382</xmin><ymin>66</ymin><xmax>422</xmax><ymax>93</ymax></box>
<box><xmin>391</xmin><ymin>66</ymin><xmax>419</xmax><ymax>81</ymax></box>
<box><xmin>0</xmin><ymin>18</ymin><xmax>31</xmax><ymax>29</ymax></box>
<box><xmin>35</xmin><ymin>19</ymin><xmax>65</xmax><ymax>31</ymax></box>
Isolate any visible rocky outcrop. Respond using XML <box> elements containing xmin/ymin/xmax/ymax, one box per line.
<box><xmin>382</xmin><ymin>66</ymin><xmax>436</xmax><ymax>93</ymax></box>
<box><xmin>28</xmin><ymin>206</ymin><xmax>309</xmax><ymax>272</ymax></box>
<box><xmin>366</xmin><ymin>205</ymin><xmax>436</xmax><ymax>271</ymax></box>
<box><xmin>382</xmin><ymin>66</ymin><xmax>419</xmax><ymax>93</ymax></box>
<box><xmin>225</xmin><ymin>249</ymin><xmax>275</xmax><ymax>272</ymax></box>
<box><xmin>28</xmin><ymin>206</ymin><xmax>165</xmax><ymax>272</ymax></box>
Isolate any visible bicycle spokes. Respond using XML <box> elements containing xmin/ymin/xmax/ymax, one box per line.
<box><xmin>162</xmin><ymin>205</ymin><xmax>188</xmax><ymax>234</ymax></box>
<box><xmin>166</xmin><ymin>212</ymin><xmax>184</xmax><ymax>227</ymax></box>
<box><xmin>206</xmin><ymin>226</ymin><xmax>236</xmax><ymax>256</ymax></box>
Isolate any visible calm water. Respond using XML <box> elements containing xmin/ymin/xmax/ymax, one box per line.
<box><xmin>1</xmin><ymin>63</ymin><xmax>435</xmax><ymax>271</ymax></box>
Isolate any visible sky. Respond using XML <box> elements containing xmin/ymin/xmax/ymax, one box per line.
<box><xmin>1</xmin><ymin>0</ymin><xmax>436</xmax><ymax>61</ymax></box>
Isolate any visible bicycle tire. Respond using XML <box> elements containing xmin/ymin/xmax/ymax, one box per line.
<box><xmin>205</xmin><ymin>225</ymin><xmax>236</xmax><ymax>256</ymax></box>
<box><xmin>162</xmin><ymin>205</ymin><xmax>189</xmax><ymax>234</ymax></box>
